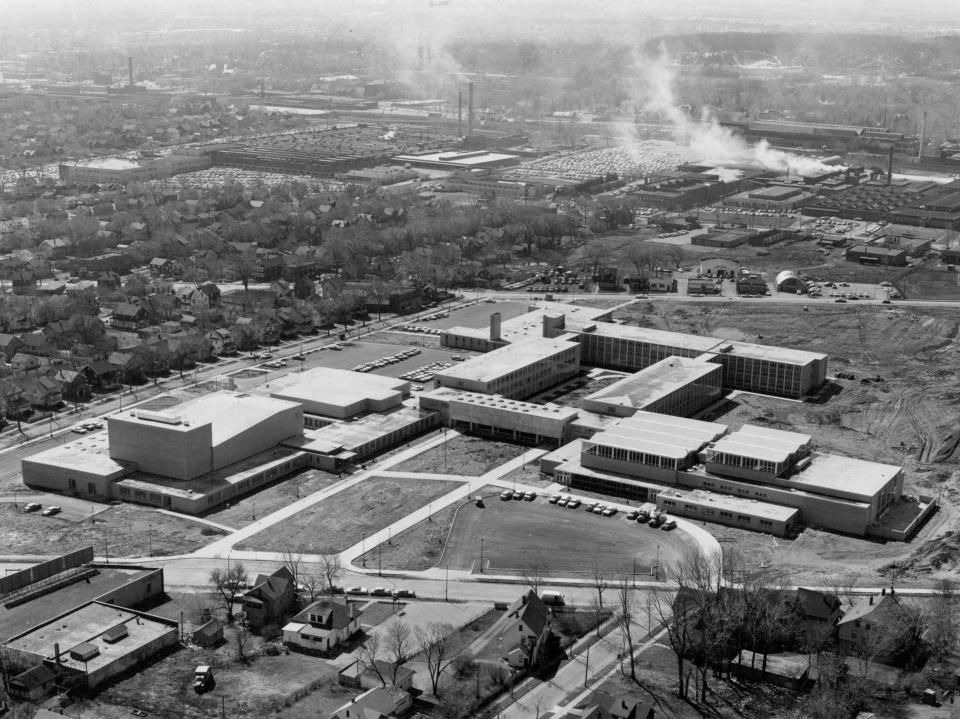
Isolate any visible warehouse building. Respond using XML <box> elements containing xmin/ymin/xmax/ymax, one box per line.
<box><xmin>3</xmin><ymin>601</ymin><xmax>178</xmax><ymax>690</ymax></box>
<box><xmin>269</xmin><ymin>368</ymin><xmax>408</xmax><ymax>420</ymax></box>
<box><xmin>58</xmin><ymin>154</ymin><xmax>210</xmax><ymax>185</ymax></box>
<box><xmin>724</xmin><ymin>184</ymin><xmax>815</xmax><ymax>211</ymax></box>
<box><xmin>582</xmin><ymin>357</ymin><xmax>723</xmax><ymax>418</ymax></box>
<box><xmin>435</xmin><ymin>337</ymin><xmax>581</xmax><ymax>400</ymax></box>
<box><xmin>845</xmin><ymin>244</ymin><xmax>909</xmax><ymax>266</ymax></box>
<box><xmin>418</xmin><ymin>387</ymin><xmax>578</xmax><ymax>446</ymax></box>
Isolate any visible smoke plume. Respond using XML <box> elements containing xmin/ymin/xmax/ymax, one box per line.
<box><xmin>635</xmin><ymin>53</ymin><xmax>843</xmax><ymax>176</ymax></box>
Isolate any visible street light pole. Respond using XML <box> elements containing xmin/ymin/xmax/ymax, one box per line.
<box><xmin>479</xmin><ymin>538</ymin><xmax>484</xmax><ymax>573</ymax></box>
<box><xmin>655</xmin><ymin>544</ymin><xmax>661</xmax><ymax>581</ymax></box>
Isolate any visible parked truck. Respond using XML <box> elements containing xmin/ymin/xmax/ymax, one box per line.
<box><xmin>194</xmin><ymin>665</ymin><xmax>214</xmax><ymax>693</ymax></box>
<box><xmin>541</xmin><ymin>591</ymin><xmax>565</xmax><ymax>607</ymax></box>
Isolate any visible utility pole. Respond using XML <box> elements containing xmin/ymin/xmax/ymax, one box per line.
<box><xmin>479</xmin><ymin>538</ymin><xmax>484</xmax><ymax>573</ymax></box>
<box><xmin>148</xmin><ymin>522</ymin><xmax>152</xmax><ymax>557</ymax></box>
<box><xmin>103</xmin><ymin>528</ymin><xmax>108</xmax><ymax>564</ymax></box>
<box><xmin>584</xmin><ymin>642</ymin><xmax>590</xmax><ymax>686</ymax></box>
<box><xmin>445</xmin><ymin>563</ymin><xmax>449</xmax><ymax>601</ymax></box>
<box><xmin>378</xmin><ymin>542</ymin><xmax>382</xmax><ymax>577</ymax></box>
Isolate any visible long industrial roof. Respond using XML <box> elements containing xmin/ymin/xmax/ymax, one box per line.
<box><xmin>581</xmin><ymin>322</ymin><xmax>724</xmax><ymax>353</ymax></box>
<box><xmin>587</xmin><ymin>411</ymin><xmax>726</xmax><ymax>459</ymax></box>
<box><xmin>788</xmin><ymin>452</ymin><xmax>901</xmax><ymax>501</ymax></box>
<box><xmin>269</xmin><ymin>367</ymin><xmax>407</xmax><ymax>408</ymax></box>
<box><xmin>661</xmin><ymin>488</ymin><xmax>800</xmax><ymax>521</ymax></box>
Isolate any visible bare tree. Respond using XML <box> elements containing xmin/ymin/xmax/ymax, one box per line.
<box><xmin>320</xmin><ymin>553</ymin><xmax>341</xmax><ymax>593</ymax></box>
<box><xmin>385</xmin><ymin>621</ymin><xmax>413</xmax><ymax>685</ymax></box>
<box><xmin>235</xmin><ymin>623</ymin><xmax>251</xmax><ymax>662</ymax></box>
<box><xmin>300</xmin><ymin>573</ymin><xmax>322</xmax><ymax>604</ymax></box>
<box><xmin>281</xmin><ymin>543</ymin><xmax>303</xmax><ymax>594</ymax></box>
<box><xmin>930</xmin><ymin>579</ymin><xmax>958</xmax><ymax>661</ymax></box>
<box><xmin>209</xmin><ymin>563</ymin><xmax>248</xmax><ymax>623</ymax></box>
<box><xmin>414</xmin><ymin>623</ymin><xmax>461</xmax><ymax>697</ymax></box>
<box><xmin>591</xmin><ymin>563</ymin><xmax>608</xmax><ymax>609</ymax></box>
<box><xmin>357</xmin><ymin>633</ymin><xmax>387</xmax><ymax>687</ymax></box>
<box><xmin>521</xmin><ymin>563</ymin><xmax>547</xmax><ymax>595</ymax></box>
<box><xmin>617</xmin><ymin>575</ymin><xmax>638</xmax><ymax>683</ymax></box>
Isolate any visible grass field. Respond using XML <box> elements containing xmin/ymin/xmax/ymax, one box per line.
<box><xmin>205</xmin><ymin>468</ymin><xmax>342</xmax><ymax>529</ymax></box>
<box><xmin>357</xmin><ymin>485</ymin><xmax>503</xmax><ymax>571</ymax></box>
<box><xmin>393</xmin><ymin>435</ymin><xmax>527</xmax><ymax>476</ymax></box>
<box><xmin>0</xmin><ymin>502</ymin><xmax>223</xmax><ymax>557</ymax></box>
<box><xmin>438</xmin><ymin>497</ymin><xmax>697</xmax><ymax>575</ymax></box>
<box><xmin>236</xmin><ymin>476</ymin><xmax>464</xmax><ymax>554</ymax></box>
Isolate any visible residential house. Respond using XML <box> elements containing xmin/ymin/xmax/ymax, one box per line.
<box><xmin>9</xmin><ymin>664</ymin><xmax>57</xmax><ymax>701</ymax></box>
<box><xmin>796</xmin><ymin>588</ymin><xmax>843</xmax><ymax>646</ymax></box>
<box><xmin>253</xmin><ymin>256</ymin><xmax>285</xmax><ymax>282</ymax></box>
<box><xmin>283</xmin><ymin>597</ymin><xmax>362</xmax><ymax>655</ymax></box>
<box><xmin>502</xmin><ymin>591</ymin><xmax>555</xmax><ymax>670</ymax></box>
<box><xmin>192</xmin><ymin>619</ymin><xmax>224</xmax><ymax>648</ymax></box>
<box><xmin>241</xmin><ymin>566</ymin><xmax>296</xmax><ymax>631</ymax></box>
<box><xmin>38</xmin><ymin>237</ymin><xmax>72</xmax><ymax>259</ymax></box>
<box><xmin>11</xmin><ymin>269</ymin><xmax>36</xmax><ymax>294</ymax></box>
<box><xmin>22</xmin><ymin>375</ymin><xmax>63</xmax><ymax>409</ymax></box>
<box><xmin>566</xmin><ymin>692</ymin><xmax>656</xmax><ymax>719</ymax></box>
<box><xmin>20</xmin><ymin>333</ymin><xmax>54</xmax><ymax>357</ymax></box>
<box><xmin>175</xmin><ymin>285</ymin><xmax>212</xmax><ymax>314</ymax></box>
<box><xmin>0</xmin><ymin>333</ymin><xmax>24</xmax><ymax>360</ymax></box>
<box><xmin>80</xmin><ymin>360</ymin><xmax>121</xmax><ymax>391</ymax></box>
<box><xmin>111</xmin><ymin>303</ymin><xmax>148</xmax><ymax>331</ymax></box>
<box><xmin>53</xmin><ymin>368</ymin><xmax>92</xmax><ymax>402</ymax></box>
<box><xmin>327</xmin><ymin>686</ymin><xmax>412</xmax><ymax>719</ymax></box>
<box><xmin>207</xmin><ymin>328</ymin><xmax>237</xmax><ymax>356</ymax></box>
<box><xmin>0</xmin><ymin>379</ymin><xmax>31</xmax><ymax>419</ymax></box>
<box><xmin>10</xmin><ymin>352</ymin><xmax>42</xmax><ymax>373</ymax></box>
<box><xmin>149</xmin><ymin>257</ymin><xmax>174</xmax><ymax>277</ymax></box>
<box><xmin>198</xmin><ymin>282</ymin><xmax>221</xmax><ymax>308</ymax></box>
<box><xmin>837</xmin><ymin>591</ymin><xmax>912</xmax><ymax>662</ymax></box>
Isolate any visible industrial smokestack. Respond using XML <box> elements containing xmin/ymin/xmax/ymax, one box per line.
<box><xmin>918</xmin><ymin>111</ymin><xmax>927</xmax><ymax>161</ymax></box>
<box><xmin>467</xmin><ymin>81</ymin><xmax>474</xmax><ymax>137</ymax></box>
<box><xmin>887</xmin><ymin>146</ymin><xmax>894</xmax><ymax>186</ymax></box>
<box><xmin>128</xmin><ymin>56</ymin><xmax>133</xmax><ymax>87</ymax></box>
<box><xmin>458</xmin><ymin>90</ymin><xmax>463</xmax><ymax>138</ymax></box>
<box><xmin>54</xmin><ymin>642</ymin><xmax>61</xmax><ymax>664</ymax></box>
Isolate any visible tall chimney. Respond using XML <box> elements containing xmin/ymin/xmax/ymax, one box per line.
<box><xmin>467</xmin><ymin>81</ymin><xmax>474</xmax><ymax>137</ymax></box>
<box><xmin>457</xmin><ymin>90</ymin><xmax>463</xmax><ymax>138</ymax></box>
<box><xmin>128</xmin><ymin>56</ymin><xmax>133</xmax><ymax>87</ymax></box>
<box><xmin>54</xmin><ymin>642</ymin><xmax>61</xmax><ymax>664</ymax></box>
<box><xmin>887</xmin><ymin>146</ymin><xmax>894</xmax><ymax>186</ymax></box>
<box><xmin>918</xmin><ymin>110</ymin><xmax>927</xmax><ymax>162</ymax></box>
<box><xmin>489</xmin><ymin>312</ymin><xmax>501</xmax><ymax>342</ymax></box>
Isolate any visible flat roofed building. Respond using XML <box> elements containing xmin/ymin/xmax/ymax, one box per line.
<box><xmin>581</xmin><ymin>411</ymin><xmax>727</xmax><ymax>483</ymax></box>
<box><xmin>582</xmin><ymin>356</ymin><xmax>723</xmax><ymax>418</ymax></box>
<box><xmin>419</xmin><ymin>387</ymin><xmax>579</xmax><ymax>446</ymax></box>
<box><xmin>108</xmin><ymin>391</ymin><xmax>303</xmax><ymax>480</ymax></box>
<box><xmin>4</xmin><ymin>601</ymin><xmax>178</xmax><ymax>689</ymax></box>
<box><xmin>705</xmin><ymin>341</ymin><xmax>828</xmax><ymax>398</ymax></box>
<box><xmin>22</xmin><ymin>433</ymin><xmax>129</xmax><ymax>500</ymax></box>
<box><xmin>435</xmin><ymin>337</ymin><xmax>581</xmax><ymax>399</ymax></box>
<box><xmin>705</xmin><ymin>424</ymin><xmax>813</xmax><ymax>479</ymax></box>
<box><xmin>657</xmin><ymin>488</ymin><xmax>800</xmax><ymax>536</ymax></box>
<box><xmin>441</xmin><ymin>303</ymin><xmax>613</xmax><ymax>350</ymax></box>
<box><xmin>577</xmin><ymin>322</ymin><xmax>724</xmax><ymax>372</ymax></box>
<box><xmin>269</xmin><ymin>367</ymin><xmax>408</xmax><ymax>420</ymax></box>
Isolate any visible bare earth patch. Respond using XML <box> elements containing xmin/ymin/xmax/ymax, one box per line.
<box><xmin>393</xmin><ymin>435</ymin><xmax>527</xmax><ymax>476</ymax></box>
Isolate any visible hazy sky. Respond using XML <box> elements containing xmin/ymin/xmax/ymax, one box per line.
<box><xmin>1</xmin><ymin>0</ymin><xmax>959</xmax><ymax>37</ymax></box>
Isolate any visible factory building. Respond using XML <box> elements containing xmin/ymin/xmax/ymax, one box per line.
<box><xmin>4</xmin><ymin>602</ymin><xmax>179</xmax><ymax>690</ymax></box>
<box><xmin>582</xmin><ymin>357</ymin><xmax>723</xmax><ymax>418</ymax></box>
<box><xmin>723</xmin><ymin>184</ymin><xmax>815</xmax><ymax>211</ymax></box>
<box><xmin>59</xmin><ymin>155</ymin><xmax>210</xmax><ymax>185</ymax></box>
<box><xmin>845</xmin><ymin>244</ymin><xmax>909</xmax><ymax>266</ymax></box>
<box><xmin>435</xmin><ymin>337</ymin><xmax>581</xmax><ymax>400</ymax></box>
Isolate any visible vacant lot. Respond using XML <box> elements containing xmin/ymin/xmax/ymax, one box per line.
<box><xmin>439</xmin><ymin>497</ymin><xmax>697</xmax><ymax>575</ymax></box>
<box><xmin>0</xmin><ymin>502</ymin><xmax>222</xmax><ymax>557</ymax></box>
<box><xmin>616</xmin><ymin>300</ymin><xmax>960</xmax><ymax>582</ymax></box>
<box><xmin>206</xmin><ymin>468</ymin><xmax>342</xmax><ymax>529</ymax></box>
<box><xmin>393</xmin><ymin>435</ymin><xmax>527</xmax><ymax>476</ymax></box>
<box><xmin>427</xmin><ymin>300</ymin><xmax>528</xmax><ymax>330</ymax></box>
<box><xmin>236</xmin><ymin>476</ymin><xmax>464</xmax><ymax>554</ymax></box>
<box><xmin>358</xmin><ymin>485</ymin><xmax>502</xmax><ymax>571</ymax></box>
<box><xmin>98</xmin><ymin>636</ymin><xmax>342</xmax><ymax>719</ymax></box>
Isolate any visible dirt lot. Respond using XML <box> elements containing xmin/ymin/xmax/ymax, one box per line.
<box><xmin>205</xmin><ymin>468</ymin><xmax>342</xmax><ymax>529</ymax></box>
<box><xmin>528</xmin><ymin>370</ymin><xmax>626</xmax><ymax>409</ymax></box>
<box><xmin>95</xmin><ymin>632</ymin><xmax>343</xmax><ymax>719</ymax></box>
<box><xmin>393</xmin><ymin>435</ymin><xmax>527</xmax><ymax>475</ymax></box>
<box><xmin>439</xmin><ymin>497</ymin><xmax>697</xmax><ymax>576</ymax></box>
<box><xmin>0</xmin><ymin>502</ymin><xmax>222</xmax><ymax>557</ymax></box>
<box><xmin>236</xmin><ymin>476</ymin><xmax>464</xmax><ymax>554</ymax></box>
<box><xmin>616</xmin><ymin>300</ymin><xmax>960</xmax><ymax>583</ymax></box>
<box><xmin>357</xmin><ymin>485</ymin><xmax>502</xmax><ymax>571</ymax></box>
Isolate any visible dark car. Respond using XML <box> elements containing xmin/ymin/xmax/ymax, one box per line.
<box><xmin>648</xmin><ymin>515</ymin><xmax>665</xmax><ymax>528</ymax></box>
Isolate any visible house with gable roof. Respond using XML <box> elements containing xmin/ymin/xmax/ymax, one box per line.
<box><xmin>283</xmin><ymin>596</ymin><xmax>362</xmax><ymax>656</ymax></box>
<box><xmin>241</xmin><ymin>566</ymin><xmax>296</xmax><ymax>631</ymax></box>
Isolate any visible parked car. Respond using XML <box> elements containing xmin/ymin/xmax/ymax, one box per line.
<box><xmin>601</xmin><ymin>507</ymin><xmax>618</xmax><ymax>517</ymax></box>
<box><xmin>392</xmin><ymin>589</ymin><xmax>416</xmax><ymax>599</ymax></box>
<box><xmin>22</xmin><ymin>502</ymin><xmax>42</xmax><ymax>513</ymax></box>
<box><xmin>523</xmin><ymin>492</ymin><xmax>536</xmax><ymax>501</ymax></box>
<box><xmin>661</xmin><ymin>520</ymin><xmax>678</xmax><ymax>531</ymax></box>
<box><xmin>71</xmin><ymin>425</ymin><xmax>88</xmax><ymax>434</ymax></box>
<box><xmin>566</xmin><ymin>498</ymin><xmax>581</xmax><ymax>509</ymax></box>
<box><xmin>626</xmin><ymin>510</ymin><xmax>639</xmax><ymax>521</ymax></box>
<box><xmin>193</xmin><ymin>666</ymin><xmax>215</xmax><ymax>694</ymax></box>
<box><xmin>346</xmin><ymin>586</ymin><xmax>368</xmax><ymax>595</ymax></box>
<box><xmin>548</xmin><ymin>494</ymin><xmax>560</xmax><ymax>504</ymax></box>
<box><xmin>41</xmin><ymin>506</ymin><xmax>61</xmax><ymax>517</ymax></box>
<box><xmin>371</xmin><ymin>587</ymin><xmax>391</xmax><ymax>597</ymax></box>
<box><xmin>648</xmin><ymin>515</ymin><xmax>665</xmax><ymax>528</ymax></box>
